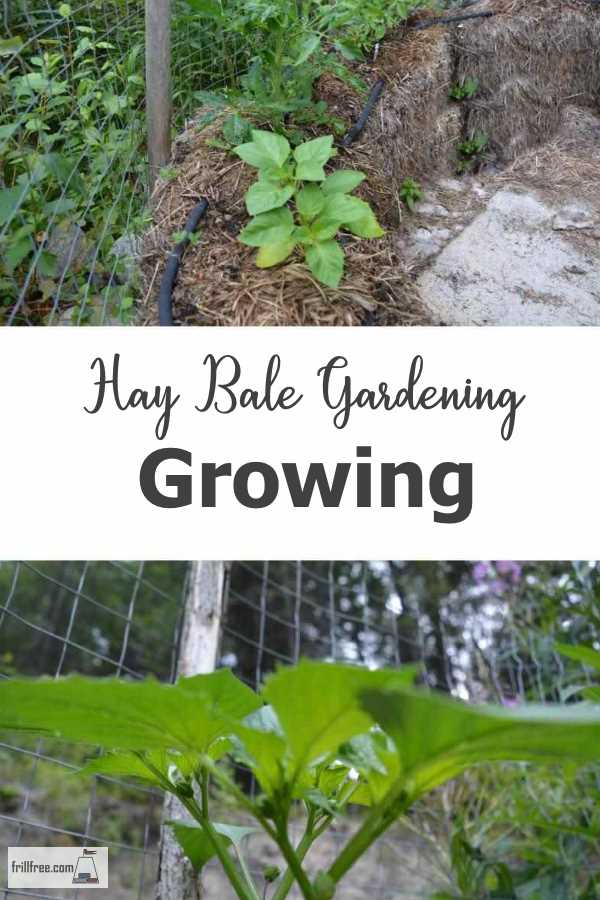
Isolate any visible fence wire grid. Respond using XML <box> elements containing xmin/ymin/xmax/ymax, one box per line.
<box><xmin>0</xmin><ymin>561</ymin><xmax>598</xmax><ymax>899</ymax></box>
<box><xmin>1</xmin><ymin>1</ymin><xmax>250</xmax><ymax>327</ymax></box>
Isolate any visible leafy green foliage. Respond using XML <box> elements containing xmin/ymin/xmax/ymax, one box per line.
<box><xmin>168</xmin><ymin>821</ymin><xmax>258</xmax><ymax>872</ymax></box>
<box><xmin>438</xmin><ymin>762</ymin><xmax>600</xmax><ymax>900</ymax></box>
<box><xmin>449</xmin><ymin>77</ymin><xmax>479</xmax><ymax>101</ymax></box>
<box><xmin>235</xmin><ymin>130</ymin><xmax>383</xmax><ymax>287</ymax></box>
<box><xmin>183</xmin><ymin>0</ymin><xmax>419</xmax><ymax>130</ymax></box>
<box><xmin>2</xmin><ymin>662</ymin><xmax>600</xmax><ymax>900</ymax></box>
<box><xmin>556</xmin><ymin>642</ymin><xmax>600</xmax><ymax>703</ymax></box>
<box><xmin>457</xmin><ymin>132</ymin><xmax>489</xmax><ymax>174</ymax></box>
<box><xmin>0</xmin><ymin>12</ymin><xmax>147</xmax><ymax>322</ymax></box>
<box><xmin>398</xmin><ymin>178</ymin><xmax>424</xmax><ymax>212</ymax></box>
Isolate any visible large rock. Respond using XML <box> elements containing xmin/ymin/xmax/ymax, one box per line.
<box><xmin>417</xmin><ymin>189</ymin><xmax>600</xmax><ymax>325</ymax></box>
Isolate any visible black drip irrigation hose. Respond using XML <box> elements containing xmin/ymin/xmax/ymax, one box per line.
<box><xmin>341</xmin><ymin>78</ymin><xmax>386</xmax><ymax>147</ymax></box>
<box><xmin>158</xmin><ymin>198</ymin><xmax>209</xmax><ymax>326</ymax></box>
<box><xmin>411</xmin><ymin>10</ymin><xmax>496</xmax><ymax>29</ymax></box>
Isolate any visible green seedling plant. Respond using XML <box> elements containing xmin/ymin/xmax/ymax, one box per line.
<box><xmin>457</xmin><ymin>132</ymin><xmax>488</xmax><ymax>174</ymax></box>
<box><xmin>234</xmin><ymin>130</ymin><xmax>384</xmax><ymax>288</ymax></box>
<box><xmin>398</xmin><ymin>178</ymin><xmax>424</xmax><ymax>212</ymax></box>
<box><xmin>3</xmin><ymin>662</ymin><xmax>600</xmax><ymax>900</ymax></box>
<box><xmin>449</xmin><ymin>77</ymin><xmax>479</xmax><ymax>102</ymax></box>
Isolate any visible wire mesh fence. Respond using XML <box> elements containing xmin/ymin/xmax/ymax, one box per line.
<box><xmin>1</xmin><ymin>561</ymin><xmax>599</xmax><ymax>898</ymax></box>
<box><xmin>1</xmin><ymin>1</ymin><xmax>250</xmax><ymax>326</ymax></box>
<box><xmin>0</xmin><ymin>561</ymin><xmax>190</xmax><ymax>900</ymax></box>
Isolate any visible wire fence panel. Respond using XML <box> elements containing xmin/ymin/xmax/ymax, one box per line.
<box><xmin>1</xmin><ymin>1</ymin><xmax>250</xmax><ymax>327</ymax></box>
<box><xmin>0</xmin><ymin>561</ymin><xmax>190</xmax><ymax>900</ymax></box>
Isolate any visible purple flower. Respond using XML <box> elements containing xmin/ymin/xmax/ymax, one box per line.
<box><xmin>473</xmin><ymin>561</ymin><xmax>493</xmax><ymax>583</ymax></box>
<box><xmin>495</xmin><ymin>561</ymin><xmax>522</xmax><ymax>583</ymax></box>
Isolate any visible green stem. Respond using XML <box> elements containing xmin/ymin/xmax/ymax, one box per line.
<box><xmin>234</xmin><ymin>845</ymin><xmax>262</xmax><ymax>900</ymax></box>
<box><xmin>327</xmin><ymin>790</ymin><xmax>407</xmax><ymax>886</ymax></box>
<box><xmin>276</xmin><ymin>826</ymin><xmax>317</xmax><ymax>900</ymax></box>
<box><xmin>181</xmin><ymin>794</ymin><xmax>257</xmax><ymax>900</ymax></box>
<box><xmin>272</xmin><ymin>827</ymin><xmax>316</xmax><ymax>900</ymax></box>
<box><xmin>206</xmin><ymin>759</ymin><xmax>279</xmax><ymax>841</ymax></box>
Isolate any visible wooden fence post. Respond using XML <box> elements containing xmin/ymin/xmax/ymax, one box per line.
<box><xmin>156</xmin><ymin>562</ymin><xmax>226</xmax><ymax>900</ymax></box>
<box><xmin>145</xmin><ymin>0</ymin><xmax>172</xmax><ymax>190</ymax></box>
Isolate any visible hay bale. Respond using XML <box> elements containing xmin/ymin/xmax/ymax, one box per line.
<box><xmin>140</xmin><ymin>118</ymin><xmax>429</xmax><ymax>326</ymax></box>
<box><xmin>360</xmin><ymin>30</ymin><xmax>462</xmax><ymax>195</ymax></box>
<box><xmin>455</xmin><ymin>0</ymin><xmax>600</xmax><ymax>160</ymax></box>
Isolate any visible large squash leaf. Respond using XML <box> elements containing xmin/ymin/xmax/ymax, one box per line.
<box><xmin>262</xmin><ymin>661</ymin><xmax>416</xmax><ymax>776</ymax></box>
<box><xmin>361</xmin><ymin>687</ymin><xmax>600</xmax><ymax>800</ymax></box>
<box><xmin>0</xmin><ymin>670</ymin><xmax>260</xmax><ymax>754</ymax></box>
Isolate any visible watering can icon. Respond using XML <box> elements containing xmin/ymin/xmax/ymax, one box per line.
<box><xmin>72</xmin><ymin>849</ymin><xmax>100</xmax><ymax>884</ymax></box>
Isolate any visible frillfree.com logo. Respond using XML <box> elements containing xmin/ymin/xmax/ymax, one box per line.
<box><xmin>8</xmin><ymin>847</ymin><xmax>108</xmax><ymax>889</ymax></box>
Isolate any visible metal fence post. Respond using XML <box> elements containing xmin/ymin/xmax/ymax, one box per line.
<box><xmin>156</xmin><ymin>561</ymin><xmax>225</xmax><ymax>900</ymax></box>
<box><xmin>145</xmin><ymin>0</ymin><xmax>172</xmax><ymax>190</ymax></box>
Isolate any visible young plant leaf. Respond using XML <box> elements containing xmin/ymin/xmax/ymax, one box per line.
<box><xmin>245</xmin><ymin>181</ymin><xmax>294</xmax><ymax>216</ymax></box>
<box><xmin>322</xmin><ymin>170</ymin><xmax>366</xmax><ymax>195</ymax></box>
<box><xmin>294</xmin><ymin>136</ymin><xmax>335</xmax><ymax>181</ymax></box>
<box><xmin>306</xmin><ymin>240</ymin><xmax>345</xmax><ymax>288</ymax></box>
<box><xmin>310</xmin><ymin>217</ymin><xmax>342</xmax><ymax>242</ymax></box>
<box><xmin>77</xmin><ymin>750</ymin><xmax>169</xmax><ymax>785</ymax></box>
<box><xmin>346</xmin><ymin>212</ymin><xmax>384</xmax><ymax>239</ymax></box>
<box><xmin>256</xmin><ymin>240</ymin><xmax>296</xmax><ymax>268</ymax></box>
<box><xmin>296</xmin><ymin>184</ymin><xmax>325</xmax><ymax>221</ymax></box>
<box><xmin>239</xmin><ymin>208</ymin><xmax>295</xmax><ymax>247</ymax></box>
<box><xmin>169</xmin><ymin>821</ymin><xmax>258</xmax><ymax>872</ymax></box>
<box><xmin>361</xmin><ymin>686</ymin><xmax>600</xmax><ymax>801</ymax></box>
<box><xmin>262</xmin><ymin>662</ymin><xmax>416</xmax><ymax>776</ymax></box>
<box><xmin>235</xmin><ymin>130</ymin><xmax>291</xmax><ymax>170</ymax></box>
<box><xmin>233</xmin><ymin>723</ymin><xmax>287</xmax><ymax>793</ymax></box>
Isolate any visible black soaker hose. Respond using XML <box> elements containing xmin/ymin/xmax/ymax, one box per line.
<box><xmin>158</xmin><ymin>198</ymin><xmax>209</xmax><ymax>326</ymax></box>
<box><xmin>341</xmin><ymin>78</ymin><xmax>386</xmax><ymax>147</ymax></box>
<box><xmin>412</xmin><ymin>10</ymin><xmax>495</xmax><ymax>29</ymax></box>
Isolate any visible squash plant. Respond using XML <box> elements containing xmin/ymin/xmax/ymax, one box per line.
<box><xmin>234</xmin><ymin>130</ymin><xmax>384</xmax><ymax>288</ymax></box>
<box><xmin>2</xmin><ymin>661</ymin><xmax>600</xmax><ymax>900</ymax></box>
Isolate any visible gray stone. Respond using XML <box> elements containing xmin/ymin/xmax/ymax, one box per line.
<box><xmin>416</xmin><ymin>201</ymin><xmax>450</xmax><ymax>217</ymax></box>
<box><xmin>552</xmin><ymin>204</ymin><xmax>597</xmax><ymax>232</ymax></box>
<box><xmin>46</xmin><ymin>224</ymin><xmax>89</xmax><ymax>278</ymax></box>
<box><xmin>110</xmin><ymin>233</ymin><xmax>142</xmax><ymax>281</ymax></box>
<box><xmin>417</xmin><ymin>189</ymin><xmax>600</xmax><ymax>325</ymax></box>
<box><xmin>437</xmin><ymin>177</ymin><xmax>467</xmax><ymax>193</ymax></box>
<box><xmin>403</xmin><ymin>226</ymin><xmax>452</xmax><ymax>261</ymax></box>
